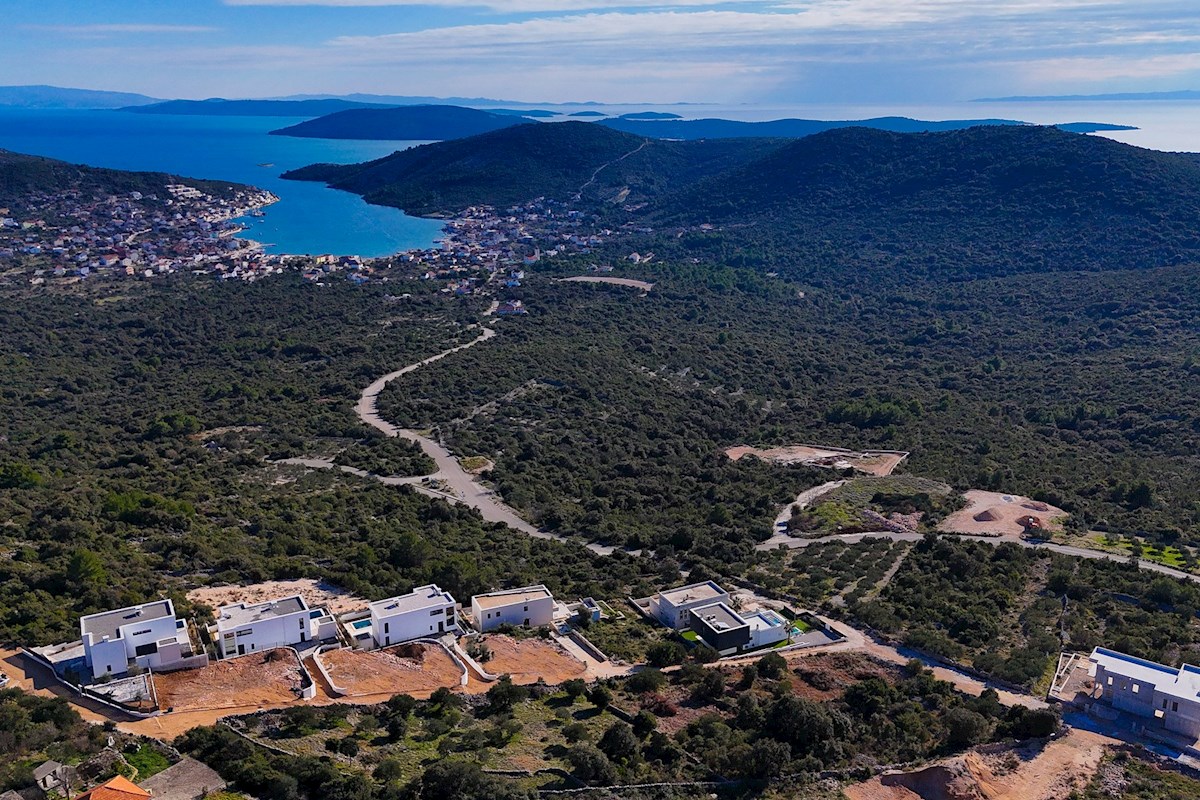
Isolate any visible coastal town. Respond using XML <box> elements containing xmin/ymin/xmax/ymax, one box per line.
<box><xmin>0</xmin><ymin>176</ymin><xmax>621</xmax><ymax>292</ymax></box>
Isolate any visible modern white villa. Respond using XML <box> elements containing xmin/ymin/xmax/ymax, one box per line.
<box><xmin>687</xmin><ymin>602</ymin><xmax>790</xmax><ymax>655</ymax></box>
<box><xmin>471</xmin><ymin>585</ymin><xmax>555</xmax><ymax>631</ymax></box>
<box><xmin>368</xmin><ymin>584</ymin><xmax>459</xmax><ymax>647</ymax></box>
<box><xmin>211</xmin><ymin>595</ymin><xmax>336</xmax><ymax>659</ymax></box>
<box><xmin>1089</xmin><ymin>646</ymin><xmax>1200</xmax><ymax>738</ymax></box>
<box><xmin>80</xmin><ymin>600</ymin><xmax>198</xmax><ymax>681</ymax></box>
<box><xmin>648</xmin><ymin>581</ymin><xmax>731</xmax><ymax>629</ymax></box>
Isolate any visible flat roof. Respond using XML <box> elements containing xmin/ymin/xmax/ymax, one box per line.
<box><xmin>81</xmin><ymin>600</ymin><xmax>175</xmax><ymax>643</ymax></box>
<box><xmin>658</xmin><ymin>581</ymin><xmax>726</xmax><ymax>607</ymax></box>
<box><xmin>691</xmin><ymin>602</ymin><xmax>748</xmax><ymax>633</ymax></box>
<box><xmin>746</xmin><ymin>610</ymin><xmax>787</xmax><ymax>631</ymax></box>
<box><xmin>1091</xmin><ymin>646</ymin><xmax>1200</xmax><ymax>702</ymax></box>
<box><xmin>216</xmin><ymin>595</ymin><xmax>307</xmax><ymax>630</ymax></box>
<box><xmin>473</xmin><ymin>585</ymin><xmax>552</xmax><ymax>611</ymax></box>
<box><xmin>370</xmin><ymin>584</ymin><xmax>454</xmax><ymax>617</ymax></box>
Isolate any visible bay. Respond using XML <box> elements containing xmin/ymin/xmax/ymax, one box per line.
<box><xmin>0</xmin><ymin>108</ymin><xmax>444</xmax><ymax>257</ymax></box>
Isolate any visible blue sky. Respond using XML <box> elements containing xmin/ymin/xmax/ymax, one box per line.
<box><xmin>3</xmin><ymin>0</ymin><xmax>1200</xmax><ymax>103</ymax></box>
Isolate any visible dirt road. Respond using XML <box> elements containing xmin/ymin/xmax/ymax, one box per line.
<box><xmin>556</xmin><ymin>276</ymin><xmax>654</xmax><ymax>292</ymax></box>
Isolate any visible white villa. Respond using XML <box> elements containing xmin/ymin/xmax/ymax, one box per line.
<box><xmin>471</xmin><ymin>585</ymin><xmax>555</xmax><ymax>631</ymax></box>
<box><xmin>1090</xmin><ymin>646</ymin><xmax>1200</xmax><ymax>738</ymax></box>
<box><xmin>212</xmin><ymin>595</ymin><xmax>335</xmax><ymax>659</ymax></box>
<box><xmin>369</xmin><ymin>584</ymin><xmax>459</xmax><ymax>648</ymax></box>
<box><xmin>80</xmin><ymin>600</ymin><xmax>196</xmax><ymax>681</ymax></box>
<box><xmin>648</xmin><ymin>581</ymin><xmax>731</xmax><ymax>630</ymax></box>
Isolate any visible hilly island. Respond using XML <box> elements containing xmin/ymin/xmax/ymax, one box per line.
<box><xmin>5</xmin><ymin>110</ymin><xmax>1200</xmax><ymax>800</ymax></box>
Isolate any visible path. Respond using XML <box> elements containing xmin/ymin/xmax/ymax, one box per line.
<box><xmin>556</xmin><ymin>276</ymin><xmax>654</xmax><ymax>292</ymax></box>
<box><xmin>277</xmin><ymin>323</ymin><xmax>621</xmax><ymax>556</ymax></box>
<box><xmin>575</xmin><ymin>140</ymin><xmax>650</xmax><ymax>198</ymax></box>
<box><xmin>757</xmin><ymin>529</ymin><xmax>1200</xmax><ymax>583</ymax></box>
<box><xmin>759</xmin><ymin>479</ymin><xmax>847</xmax><ymax>546</ymax></box>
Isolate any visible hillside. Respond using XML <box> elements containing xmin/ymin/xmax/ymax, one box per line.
<box><xmin>120</xmin><ymin>98</ymin><xmax>398</xmax><ymax>116</ymax></box>
<box><xmin>0</xmin><ymin>84</ymin><xmax>161</xmax><ymax>109</ymax></box>
<box><xmin>0</xmin><ymin>148</ymin><xmax>244</xmax><ymax>205</ymax></box>
<box><xmin>269</xmin><ymin>104</ymin><xmax>524</xmax><ymax>140</ymax></box>
<box><xmin>284</xmin><ymin>122</ymin><xmax>656</xmax><ymax>214</ymax></box>
<box><xmin>600</xmin><ymin>115</ymin><xmax>1134</xmax><ymax>140</ymax></box>
<box><xmin>654</xmin><ymin>125</ymin><xmax>1200</xmax><ymax>278</ymax></box>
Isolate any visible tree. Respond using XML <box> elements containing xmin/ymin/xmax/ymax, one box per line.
<box><xmin>691</xmin><ymin>644</ymin><xmax>720</xmax><ymax>664</ymax></box>
<box><xmin>587</xmin><ymin>685</ymin><xmax>612</xmax><ymax>711</ymax></box>
<box><xmin>486</xmin><ymin>676</ymin><xmax>529</xmax><ymax>713</ymax></box>
<box><xmin>943</xmin><ymin>707</ymin><xmax>991</xmax><ymax>749</ymax></box>
<box><xmin>632</xmin><ymin>709</ymin><xmax>657</xmax><ymax>738</ymax></box>
<box><xmin>693</xmin><ymin>669</ymin><xmax>725</xmax><ymax>703</ymax></box>
<box><xmin>757</xmin><ymin>652</ymin><xmax>787</xmax><ymax>680</ymax></box>
<box><xmin>386</xmin><ymin>693</ymin><xmax>417</xmax><ymax>718</ymax></box>
<box><xmin>746</xmin><ymin>737</ymin><xmax>791</xmax><ymax>778</ymax></box>
<box><xmin>562</xmin><ymin>678</ymin><xmax>587</xmax><ymax>701</ymax></box>
<box><xmin>562</xmin><ymin>721</ymin><xmax>589</xmax><ymax>743</ymax></box>
<box><xmin>625</xmin><ymin>669</ymin><xmax>666</xmax><ymax>694</ymax></box>
<box><xmin>567</xmin><ymin>743</ymin><xmax>618</xmax><ymax>785</ymax></box>
<box><xmin>419</xmin><ymin>759</ymin><xmax>533</xmax><ymax>800</ymax></box>
<box><xmin>598</xmin><ymin>721</ymin><xmax>639</xmax><ymax>764</ymax></box>
<box><xmin>647</xmin><ymin>641</ymin><xmax>686</xmax><ymax>668</ymax></box>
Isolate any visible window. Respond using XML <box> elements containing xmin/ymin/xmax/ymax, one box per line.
<box><xmin>130</xmin><ymin>628</ymin><xmax>153</xmax><ymax>636</ymax></box>
<box><xmin>1164</xmin><ymin>699</ymin><xmax>1169</xmax><ymax>709</ymax></box>
<box><xmin>523</xmin><ymin>605</ymin><xmax>528</xmax><ymax>612</ymax></box>
<box><xmin>1107</xmin><ymin>676</ymin><xmax>1113</xmax><ymax>686</ymax></box>
<box><xmin>1132</xmin><ymin>683</ymin><xmax>1140</xmax><ymax>694</ymax></box>
<box><xmin>236</xmin><ymin>629</ymin><xmax>252</xmax><ymax>637</ymax></box>
<box><xmin>1174</xmin><ymin>702</ymin><xmax>1179</xmax><ymax>712</ymax></box>
<box><xmin>224</xmin><ymin>632</ymin><xmax>235</xmax><ymax>640</ymax></box>
<box><xmin>430</xmin><ymin>608</ymin><xmax>443</xmax><ymax>616</ymax></box>
<box><xmin>134</xmin><ymin>642</ymin><xmax>158</xmax><ymax>657</ymax></box>
<box><xmin>299</xmin><ymin>619</ymin><xmax>304</xmax><ymax>628</ymax></box>
<box><xmin>384</xmin><ymin>623</ymin><xmax>390</xmax><ymax>634</ymax></box>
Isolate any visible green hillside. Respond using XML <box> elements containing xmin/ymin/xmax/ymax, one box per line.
<box><xmin>0</xmin><ymin>149</ymin><xmax>245</xmax><ymax>206</ymax></box>
<box><xmin>269</xmin><ymin>104</ymin><xmax>523</xmax><ymax>141</ymax></box>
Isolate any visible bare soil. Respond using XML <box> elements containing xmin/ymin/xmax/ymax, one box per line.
<box><xmin>939</xmin><ymin>490</ymin><xmax>1067</xmax><ymax>537</ymax></box>
<box><xmin>319</xmin><ymin>643</ymin><xmax>462</xmax><ymax>698</ymax></box>
<box><xmin>187</xmin><ymin>578</ymin><xmax>369</xmax><ymax>616</ymax></box>
<box><xmin>471</xmin><ymin>635</ymin><xmax>586</xmax><ymax>686</ymax></box>
<box><xmin>153</xmin><ymin>648</ymin><xmax>305</xmax><ymax>712</ymax></box>
<box><xmin>843</xmin><ymin>728</ymin><xmax>1110</xmax><ymax>800</ymax></box>
<box><xmin>725</xmin><ymin>444</ymin><xmax>907</xmax><ymax>477</ymax></box>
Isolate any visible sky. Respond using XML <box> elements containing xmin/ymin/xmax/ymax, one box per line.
<box><xmin>3</xmin><ymin>0</ymin><xmax>1200</xmax><ymax>104</ymax></box>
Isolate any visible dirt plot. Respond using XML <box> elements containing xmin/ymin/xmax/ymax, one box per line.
<box><xmin>843</xmin><ymin>727</ymin><xmax>1109</xmax><ymax>800</ymax></box>
<box><xmin>726</xmin><ymin>444</ymin><xmax>907</xmax><ymax>477</ymax></box>
<box><xmin>319</xmin><ymin>643</ymin><xmax>462</xmax><ymax>698</ymax></box>
<box><xmin>187</xmin><ymin>578</ymin><xmax>368</xmax><ymax>616</ymax></box>
<box><xmin>471</xmin><ymin>635</ymin><xmax>586</xmax><ymax>686</ymax></box>
<box><xmin>153</xmin><ymin>649</ymin><xmax>305</xmax><ymax>712</ymax></box>
<box><xmin>939</xmin><ymin>490</ymin><xmax>1067</xmax><ymax>537</ymax></box>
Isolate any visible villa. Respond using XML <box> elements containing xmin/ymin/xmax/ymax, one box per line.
<box><xmin>687</xmin><ymin>603</ymin><xmax>790</xmax><ymax>655</ymax></box>
<box><xmin>1089</xmin><ymin>646</ymin><xmax>1200</xmax><ymax>738</ymax></box>
<box><xmin>648</xmin><ymin>581</ymin><xmax>731</xmax><ymax>630</ymax></box>
<box><xmin>80</xmin><ymin>600</ymin><xmax>198</xmax><ymax>681</ymax></box>
<box><xmin>211</xmin><ymin>595</ymin><xmax>336</xmax><ymax>659</ymax></box>
<box><xmin>471</xmin><ymin>585</ymin><xmax>555</xmax><ymax>631</ymax></box>
<box><xmin>368</xmin><ymin>584</ymin><xmax>459</xmax><ymax>648</ymax></box>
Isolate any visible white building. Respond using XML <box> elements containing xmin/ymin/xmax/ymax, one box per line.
<box><xmin>648</xmin><ymin>581</ymin><xmax>731</xmax><ymax>630</ymax></box>
<box><xmin>80</xmin><ymin>600</ymin><xmax>194</xmax><ymax>681</ymax></box>
<box><xmin>213</xmin><ymin>595</ymin><xmax>330</xmax><ymax>659</ymax></box>
<box><xmin>1089</xmin><ymin>646</ymin><xmax>1200</xmax><ymax>738</ymax></box>
<box><xmin>370</xmin><ymin>584</ymin><xmax>458</xmax><ymax>648</ymax></box>
<box><xmin>744</xmin><ymin>608</ymin><xmax>790</xmax><ymax>649</ymax></box>
<box><xmin>472</xmin><ymin>585</ymin><xmax>555</xmax><ymax>632</ymax></box>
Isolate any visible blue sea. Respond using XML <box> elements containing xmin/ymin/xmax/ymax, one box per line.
<box><xmin>0</xmin><ymin>108</ymin><xmax>443</xmax><ymax>257</ymax></box>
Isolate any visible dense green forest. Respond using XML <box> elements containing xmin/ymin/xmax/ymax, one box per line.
<box><xmin>178</xmin><ymin>653</ymin><xmax>1057</xmax><ymax>800</ymax></box>
<box><xmin>0</xmin><ymin>688</ymin><xmax>107</xmax><ymax>789</ymax></box>
<box><xmin>0</xmin><ymin>278</ymin><xmax>657</xmax><ymax>644</ymax></box>
<box><xmin>0</xmin><ymin>149</ymin><xmax>246</xmax><ymax>210</ymax></box>
<box><xmin>851</xmin><ymin>535</ymin><xmax>1200</xmax><ymax>687</ymax></box>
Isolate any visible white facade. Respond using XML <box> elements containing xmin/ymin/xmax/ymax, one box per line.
<box><xmin>80</xmin><ymin>600</ymin><xmax>190</xmax><ymax>681</ymax></box>
<box><xmin>472</xmin><ymin>585</ymin><xmax>555</xmax><ymax>632</ymax></box>
<box><xmin>649</xmin><ymin>581</ymin><xmax>730</xmax><ymax>630</ymax></box>
<box><xmin>371</xmin><ymin>584</ymin><xmax>458</xmax><ymax>648</ymax></box>
<box><xmin>214</xmin><ymin>595</ymin><xmax>316</xmax><ymax>659</ymax></box>
<box><xmin>1090</xmin><ymin>647</ymin><xmax>1200</xmax><ymax>738</ymax></box>
<box><xmin>745</xmin><ymin>609</ymin><xmax>790</xmax><ymax>649</ymax></box>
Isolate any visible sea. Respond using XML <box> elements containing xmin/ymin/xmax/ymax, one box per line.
<box><xmin>0</xmin><ymin>108</ymin><xmax>444</xmax><ymax>257</ymax></box>
<box><xmin>1</xmin><ymin>101</ymin><xmax>1197</xmax><ymax>257</ymax></box>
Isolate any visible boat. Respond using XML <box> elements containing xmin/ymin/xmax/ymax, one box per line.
<box><xmin>257</xmin><ymin>162</ymin><xmax>274</xmax><ymax>168</ymax></box>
